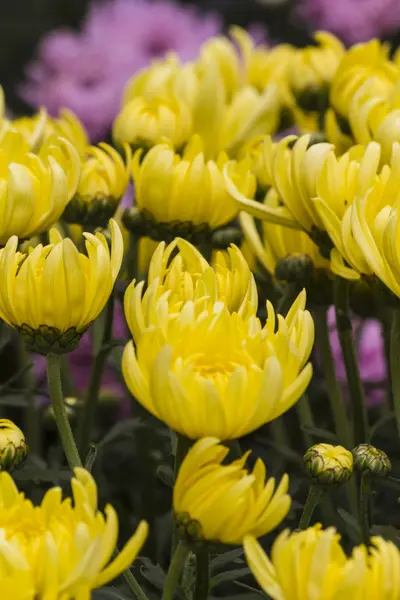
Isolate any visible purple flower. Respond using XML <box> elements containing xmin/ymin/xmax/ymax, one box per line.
<box><xmin>327</xmin><ymin>306</ymin><xmax>387</xmax><ymax>407</ymax></box>
<box><xmin>21</xmin><ymin>0</ymin><xmax>222</xmax><ymax>140</ymax></box>
<box><xmin>297</xmin><ymin>0</ymin><xmax>400</xmax><ymax>44</ymax></box>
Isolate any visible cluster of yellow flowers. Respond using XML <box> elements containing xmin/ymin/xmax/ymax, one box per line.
<box><xmin>0</xmin><ymin>21</ymin><xmax>400</xmax><ymax>599</ymax></box>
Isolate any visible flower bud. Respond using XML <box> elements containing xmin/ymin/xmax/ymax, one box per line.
<box><xmin>0</xmin><ymin>419</ymin><xmax>28</xmax><ymax>471</ymax></box>
<box><xmin>352</xmin><ymin>444</ymin><xmax>392</xmax><ymax>477</ymax></box>
<box><xmin>275</xmin><ymin>254</ymin><xmax>315</xmax><ymax>284</ymax></box>
<box><xmin>303</xmin><ymin>443</ymin><xmax>353</xmax><ymax>485</ymax></box>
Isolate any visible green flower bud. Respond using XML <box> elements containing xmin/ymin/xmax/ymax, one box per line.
<box><xmin>275</xmin><ymin>254</ymin><xmax>315</xmax><ymax>284</ymax></box>
<box><xmin>352</xmin><ymin>444</ymin><xmax>392</xmax><ymax>477</ymax></box>
<box><xmin>0</xmin><ymin>419</ymin><xmax>28</xmax><ymax>471</ymax></box>
<box><xmin>303</xmin><ymin>443</ymin><xmax>353</xmax><ymax>485</ymax></box>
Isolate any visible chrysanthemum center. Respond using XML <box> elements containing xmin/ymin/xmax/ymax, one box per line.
<box><xmin>185</xmin><ymin>353</ymin><xmax>240</xmax><ymax>378</ymax></box>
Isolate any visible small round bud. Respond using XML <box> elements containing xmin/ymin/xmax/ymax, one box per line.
<box><xmin>352</xmin><ymin>444</ymin><xmax>392</xmax><ymax>477</ymax></box>
<box><xmin>0</xmin><ymin>419</ymin><xmax>28</xmax><ymax>471</ymax></box>
<box><xmin>303</xmin><ymin>443</ymin><xmax>353</xmax><ymax>485</ymax></box>
<box><xmin>275</xmin><ymin>254</ymin><xmax>315</xmax><ymax>284</ymax></box>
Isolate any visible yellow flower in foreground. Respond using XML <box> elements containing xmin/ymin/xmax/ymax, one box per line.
<box><xmin>0</xmin><ymin>219</ymin><xmax>123</xmax><ymax>354</ymax></box>
<box><xmin>0</xmin><ymin>128</ymin><xmax>80</xmax><ymax>245</ymax></box>
<box><xmin>0</xmin><ymin>419</ymin><xmax>28</xmax><ymax>471</ymax></box>
<box><xmin>244</xmin><ymin>525</ymin><xmax>363</xmax><ymax>600</ymax></box>
<box><xmin>125</xmin><ymin>237</ymin><xmax>257</xmax><ymax>341</ymax></box>
<box><xmin>0</xmin><ymin>467</ymin><xmax>148</xmax><ymax>599</ymax></box>
<box><xmin>122</xmin><ymin>290</ymin><xmax>314</xmax><ymax>439</ymax></box>
<box><xmin>244</xmin><ymin>527</ymin><xmax>400</xmax><ymax>600</ymax></box>
<box><xmin>132</xmin><ymin>137</ymin><xmax>255</xmax><ymax>234</ymax></box>
<box><xmin>64</xmin><ymin>143</ymin><xmax>131</xmax><ymax>227</ymax></box>
<box><xmin>173</xmin><ymin>437</ymin><xmax>291</xmax><ymax>544</ymax></box>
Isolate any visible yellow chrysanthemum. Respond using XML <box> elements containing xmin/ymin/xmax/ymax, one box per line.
<box><xmin>288</xmin><ymin>32</ymin><xmax>344</xmax><ymax>116</ymax></box>
<box><xmin>240</xmin><ymin>188</ymin><xmax>330</xmax><ymax>276</ymax></box>
<box><xmin>330</xmin><ymin>39</ymin><xmax>399</xmax><ymax>121</ymax></box>
<box><xmin>64</xmin><ymin>143</ymin><xmax>132</xmax><ymax>227</ymax></box>
<box><xmin>124</xmin><ymin>237</ymin><xmax>257</xmax><ymax>341</ymax></box>
<box><xmin>365</xmin><ymin>537</ymin><xmax>400</xmax><ymax>598</ymax></box>
<box><xmin>0</xmin><ymin>128</ymin><xmax>80</xmax><ymax>244</ymax></box>
<box><xmin>243</xmin><ymin>525</ymin><xmax>364</xmax><ymax>600</ymax></box>
<box><xmin>0</xmin><ymin>419</ymin><xmax>28</xmax><ymax>471</ymax></box>
<box><xmin>0</xmin><ymin>467</ymin><xmax>148</xmax><ymax>599</ymax></box>
<box><xmin>131</xmin><ymin>136</ymin><xmax>255</xmax><ymax>234</ymax></box>
<box><xmin>0</xmin><ymin>219</ymin><xmax>123</xmax><ymax>354</ymax></box>
<box><xmin>113</xmin><ymin>94</ymin><xmax>192</xmax><ymax>151</ymax></box>
<box><xmin>173</xmin><ymin>437</ymin><xmax>291</xmax><ymax>544</ymax></box>
<box><xmin>122</xmin><ymin>290</ymin><xmax>314</xmax><ymax>440</ymax></box>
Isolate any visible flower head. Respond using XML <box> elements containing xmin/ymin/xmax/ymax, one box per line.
<box><xmin>131</xmin><ymin>137</ymin><xmax>255</xmax><ymax>238</ymax></box>
<box><xmin>122</xmin><ymin>290</ymin><xmax>314</xmax><ymax>440</ymax></box>
<box><xmin>352</xmin><ymin>444</ymin><xmax>392</xmax><ymax>476</ymax></box>
<box><xmin>64</xmin><ymin>142</ymin><xmax>132</xmax><ymax>227</ymax></box>
<box><xmin>125</xmin><ymin>237</ymin><xmax>257</xmax><ymax>341</ymax></box>
<box><xmin>0</xmin><ymin>467</ymin><xmax>148</xmax><ymax>598</ymax></box>
<box><xmin>0</xmin><ymin>420</ymin><xmax>28</xmax><ymax>471</ymax></box>
<box><xmin>303</xmin><ymin>443</ymin><xmax>353</xmax><ymax>485</ymax></box>
<box><xmin>0</xmin><ymin>219</ymin><xmax>123</xmax><ymax>354</ymax></box>
<box><xmin>244</xmin><ymin>525</ymin><xmax>360</xmax><ymax>600</ymax></box>
<box><xmin>21</xmin><ymin>0</ymin><xmax>222</xmax><ymax>140</ymax></box>
<box><xmin>173</xmin><ymin>437</ymin><xmax>290</xmax><ymax>544</ymax></box>
<box><xmin>0</xmin><ymin>128</ymin><xmax>80</xmax><ymax>244</ymax></box>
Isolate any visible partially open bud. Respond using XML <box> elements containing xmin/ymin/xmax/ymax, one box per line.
<box><xmin>0</xmin><ymin>419</ymin><xmax>28</xmax><ymax>471</ymax></box>
<box><xmin>303</xmin><ymin>443</ymin><xmax>353</xmax><ymax>486</ymax></box>
<box><xmin>352</xmin><ymin>444</ymin><xmax>392</xmax><ymax>477</ymax></box>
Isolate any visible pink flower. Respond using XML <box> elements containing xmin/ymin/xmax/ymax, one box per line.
<box><xmin>21</xmin><ymin>0</ymin><xmax>222</xmax><ymax>140</ymax></box>
<box><xmin>298</xmin><ymin>0</ymin><xmax>400</xmax><ymax>44</ymax></box>
<box><xmin>327</xmin><ymin>306</ymin><xmax>387</xmax><ymax>407</ymax></box>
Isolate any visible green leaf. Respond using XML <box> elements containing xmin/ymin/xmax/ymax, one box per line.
<box><xmin>93</xmin><ymin>588</ymin><xmax>131</xmax><ymax>600</ymax></box>
<box><xmin>300</xmin><ymin>425</ymin><xmax>338</xmax><ymax>443</ymax></box>
<box><xmin>370</xmin><ymin>525</ymin><xmax>400</xmax><ymax>544</ymax></box>
<box><xmin>210</xmin><ymin>567</ymin><xmax>251</xmax><ymax>589</ymax></box>
<box><xmin>210</xmin><ymin>548</ymin><xmax>244</xmax><ymax>573</ymax></box>
<box><xmin>337</xmin><ymin>508</ymin><xmax>360</xmax><ymax>543</ymax></box>
<box><xmin>157</xmin><ymin>465</ymin><xmax>174</xmax><ymax>487</ymax></box>
<box><xmin>84</xmin><ymin>444</ymin><xmax>97</xmax><ymax>472</ymax></box>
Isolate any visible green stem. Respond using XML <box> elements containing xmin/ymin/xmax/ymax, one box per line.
<box><xmin>123</xmin><ymin>568</ymin><xmax>151</xmax><ymax>600</ymax></box>
<box><xmin>171</xmin><ymin>434</ymin><xmax>192</xmax><ymax>554</ymax></box>
<box><xmin>194</xmin><ymin>546</ymin><xmax>209</xmax><ymax>600</ymax></box>
<box><xmin>359</xmin><ymin>473</ymin><xmax>371</xmax><ymax>547</ymax></box>
<box><xmin>334</xmin><ymin>278</ymin><xmax>368</xmax><ymax>445</ymax></box>
<box><xmin>314</xmin><ymin>307</ymin><xmax>352</xmax><ymax>448</ymax></box>
<box><xmin>298</xmin><ymin>483</ymin><xmax>325</xmax><ymax>529</ymax></box>
<box><xmin>127</xmin><ymin>232</ymin><xmax>139</xmax><ymax>281</ymax></box>
<box><xmin>270</xmin><ymin>417</ymin><xmax>291</xmax><ymax>449</ymax></box>
<box><xmin>390</xmin><ymin>309</ymin><xmax>400</xmax><ymax>436</ymax></box>
<box><xmin>78</xmin><ymin>294</ymin><xmax>115</xmax><ymax>461</ymax></box>
<box><xmin>296</xmin><ymin>394</ymin><xmax>314</xmax><ymax>450</ymax></box>
<box><xmin>46</xmin><ymin>354</ymin><xmax>82</xmax><ymax>470</ymax></box>
<box><xmin>162</xmin><ymin>541</ymin><xmax>190</xmax><ymax>600</ymax></box>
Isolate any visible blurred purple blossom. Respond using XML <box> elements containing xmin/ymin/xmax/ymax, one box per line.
<box><xmin>327</xmin><ymin>306</ymin><xmax>387</xmax><ymax>407</ymax></box>
<box><xmin>21</xmin><ymin>0</ymin><xmax>222</xmax><ymax>140</ymax></box>
<box><xmin>298</xmin><ymin>0</ymin><xmax>400</xmax><ymax>44</ymax></box>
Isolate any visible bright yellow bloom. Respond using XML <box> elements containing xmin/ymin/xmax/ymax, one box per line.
<box><xmin>0</xmin><ymin>419</ymin><xmax>28</xmax><ymax>471</ymax></box>
<box><xmin>243</xmin><ymin>525</ymin><xmax>364</xmax><ymax>600</ymax></box>
<box><xmin>8</xmin><ymin>108</ymin><xmax>88</xmax><ymax>158</ymax></box>
<box><xmin>240</xmin><ymin>188</ymin><xmax>330</xmax><ymax>276</ymax></box>
<box><xmin>124</xmin><ymin>237</ymin><xmax>257</xmax><ymax>341</ymax></box>
<box><xmin>64</xmin><ymin>143</ymin><xmax>131</xmax><ymax>227</ymax></box>
<box><xmin>228</xmin><ymin>134</ymin><xmax>334</xmax><ymax>234</ymax></box>
<box><xmin>303</xmin><ymin>443</ymin><xmax>354</xmax><ymax>485</ymax></box>
<box><xmin>330</xmin><ymin>39</ymin><xmax>399</xmax><ymax>120</ymax></box>
<box><xmin>0</xmin><ymin>219</ymin><xmax>123</xmax><ymax>354</ymax></box>
<box><xmin>365</xmin><ymin>537</ymin><xmax>400</xmax><ymax>599</ymax></box>
<box><xmin>113</xmin><ymin>94</ymin><xmax>192</xmax><ymax>151</ymax></box>
<box><xmin>173</xmin><ymin>437</ymin><xmax>291</xmax><ymax>544</ymax></box>
<box><xmin>132</xmin><ymin>136</ymin><xmax>255</xmax><ymax>232</ymax></box>
<box><xmin>0</xmin><ymin>128</ymin><xmax>80</xmax><ymax>244</ymax></box>
<box><xmin>192</xmin><ymin>62</ymin><xmax>281</xmax><ymax>158</ymax></box>
<box><xmin>0</xmin><ymin>467</ymin><xmax>148</xmax><ymax>599</ymax></box>
<box><xmin>122</xmin><ymin>290</ymin><xmax>314</xmax><ymax>439</ymax></box>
